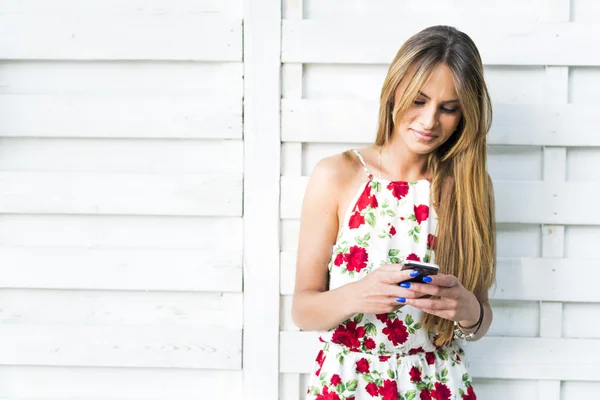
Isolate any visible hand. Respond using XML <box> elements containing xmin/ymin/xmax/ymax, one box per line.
<box><xmin>401</xmin><ymin>273</ymin><xmax>480</xmax><ymax>326</ymax></box>
<box><xmin>346</xmin><ymin>265</ymin><xmax>428</xmax><ymax>315</ymax></box>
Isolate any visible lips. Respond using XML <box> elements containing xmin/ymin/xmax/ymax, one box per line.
<box><xmin>411</xmin><ymin>128</ymin><xmax>437</xmax><ymax>141</ymax></box>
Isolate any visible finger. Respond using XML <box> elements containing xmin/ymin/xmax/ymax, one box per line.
<box><xmin>404</xmin><ymin>297</ymin><xmax>454</xmax><ymax>312</ymax></box>
<box><xmin>423</xmin><ymin>273</ymin><xmax>460</xmax><ymax>288</ymax></box>
<box><xmin>386</xmin><ymin>268</ymin><xmax>422</xmax><ymax>284</ymax></box>
<box><xmin>405</xmin><ymin>282</ymin><xmax>453</xmax><ymax>298</ymax></box>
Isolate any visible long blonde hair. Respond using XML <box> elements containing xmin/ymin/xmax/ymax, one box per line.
<box><xmin>376</xmin><ymin>25</ymin><xmax>496</xmax><ymax>345</ymax></box>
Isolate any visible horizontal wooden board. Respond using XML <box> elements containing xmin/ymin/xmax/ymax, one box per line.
<box><xmin>0</xmin><ymin>366</ymin><xmax>241</xmax><ymax>399</ymax></box>
<box><xmin>0</xmin><ymin>138</ymin><xmax>243</xmax><ymax>174</ymax></box>
<box><xmin>0</xmin><ymin>324</ymin><xmax>241</xmax><ymax>369</ymax></box>
<box><xmin>0</xmin><ymin>171</ymin><xmax>241</xmax><ymax>216</ymax></box>
<box><xmin>281</xmin><ymin>252</ymin><xmax>600</xmax><ymax>302</ymax></box>
<box><xmin>281</xmin><ymin>176</ymin><xmax>600</xmax><ymax>225</ymax></box>
<box><xmin>0</xmin><ymin>215</ymin><xmax>242</xmax><ymax>250</ymax></box>
<box><xmin>0</xmin><ymin>61</ymin><xmax>243</xmax><ymax>96</ymax></box>
<box><xmin>0</xmin><ymin>289</ymin><xmax>242</xmax><ymax>329</ymax></box>
<box><xmin>0</xmin><ymin>247</ymin><xmax>242</xmax><ymax>292</ymax></box>
<box><xmin>0</xmin><ymin>95</ymin><xmax>241</xmax><ymax>139</ymax></box>
<box><xmin>280</xmin><ymin>331</ymin><xmax>600</xmax><ymax>381</ymax></box>
<box><xmin>282</xmin><ymin>20</ymin><xmax>600</xmax><ymax>66</ymax></box>
<box><xmin>281</xmin><ymin>100</ymin><xmax>600</xmax><ymax>146</ymax></box>
<box><xmin>0</xmin><ymin>15</ymin><xmax>241</xmax><ymax>61</ymax></box>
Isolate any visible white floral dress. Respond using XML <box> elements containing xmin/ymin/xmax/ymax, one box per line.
<box><xmin>306</xmin><ymin>150</ymin><xmax>477</xmax><ymax>400</ymax></box>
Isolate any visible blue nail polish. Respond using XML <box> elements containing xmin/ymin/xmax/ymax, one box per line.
<box><xmin>422</xmin><ymin>276</ymin><xmax>433</xmax><ymax>283</ymax></box>
<box><xmin>400</xmin><ymin>282</ymin><xmax>411</xmax><ymax>288</ymax></box>
<box><xmin>396</xmin><ymin>297</ymin><xmax>406</xmax><ymax>303</ymax></box>
<box><xmin>409</xmin><ymin>270</ymin><xmax>420</xmax><ymax>277</ymax></box>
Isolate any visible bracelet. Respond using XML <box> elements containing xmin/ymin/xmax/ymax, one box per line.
<box><xmin>453</xmin><ymin>298</ymin><xmax>484</xmax><ymax>341</ymax></box>
<box><xmin>457</xmin><ymin>298</ymin><xmax>483</xmax><ymax>330</ymax></box>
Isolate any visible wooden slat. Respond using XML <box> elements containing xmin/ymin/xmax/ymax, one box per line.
<box><xmin>282</xmin><ymin>20</ymin><xmax>600</xmax><ymax>65</ymax></box>
<box><xmin>0</xmin><ymin>289</ymin><xmax>243</xmax><ymax>329</ymax></box>
<box><xmin>0</xmin><ymin>215</ymin><xmax>242</xmax><ymax>250</ymax></box>
<box><xmin>280</xmin><ymin>331</ymin><xmax>600</xmax><ymax>381</ymax></box>
<box><xmin>0</xmin><ymin>324</ymin><xmax>241</xmax><ymax>370</ymax></box>
<box><xmin>0</xmin><ymin>366</ymin><xmax>241</xmax><ymax>399</ymax></box>
<box><xmin>0</xmin><ymin>95</ymin><xmax>241</xmax><ymax>139</ymax></box>
<box><xmin>281</xmin><ymin>252</ymin><xmax>600</xmax><ymax>302</ymax></box>
<box><xmin>281</xmin><ymin>99</ymin><xmax>600</xmax><ymax>146</ymax></box>
<box><xmin>0</xmin><ymin>171</ymin><xmax>242</xmax><ymax>216</ymax></box>
<box><xmin>280</xmin><ymin>176</ymin><xmax>600</xmax><ymax>225</ymax></box>
<box><xmin>0</xmin><ymin>247</ymin><xmax>242</xmax><ymax>292</ymax></box>
<box><xmin>0</xmin><ymin>15</ymin><xmax>241</xmax><ymax>61</ymax></box>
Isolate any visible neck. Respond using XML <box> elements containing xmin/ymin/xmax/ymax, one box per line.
<box><xmin>379</xmin><ymin>138</ymin><xmax>429</xmax><ymax>181</ymax></box>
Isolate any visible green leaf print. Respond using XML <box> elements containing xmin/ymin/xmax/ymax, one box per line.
<box><xmin>386</xmin><ymin>209</ymin><xmax>396</xmax><ymax>217</ymax></box>
<box><xmin>339</xmin><ymin>355</ymin><xmax>344</xmax><ymax>365</ymax></box>
<box><xmin>437</xmin><ymin>349</ymin><xmax>449</xmax><ymax>361</ymax></box>
<box><xmin>365</xmin><ymin>212</ymin><xmax>376</xmax><ymax>227</ymax></box>
<box><xmin>413</xmin><ymin>323</ymin><xmax>422</xmax><ymax>330</ymax></box>
<box><xmin>462</xmin><ymin>373</ymin><xmax>469</xmax><ymax>382</ymax></box>
<box><xmin>441</xmin><ymin>368</ymin><xmax>448</xmax><ymax>378</ymax></box>
<box><xmin>387</xmin><ymin>369</ymin><xmax>396</xmax><ymax>379</ymax></box>
<box><xmin>405</xmin><ymin>390</ymin><xmax>417</xmax><ymax>400</ymax></box>
<box><xmin>375</xmin><ymin>182</ymin><xmax>382</xmax><ymax>192</ymax></box>
<box><xmin>380</xmin><ymin>209</ymin><xmax>386</xmax><ymax>217</ymax></box>
<box><xmin>388</xmin><ymin>249</ymin><xmax>400</xmax><ymax>257</ymax></box>
<box><xmin>375</xmin><ymin>378</ymin><xmax>383</xmax><ymax>386</ymax></box>
<box><xmin>408</xmin><ymin>214</ymin><xmax>417</xmax><ymax>221</ymax></box>
<box><xmin>423</xmin><ymin>254</ymin><xmax>431</xmax><ymax>263</ymax></box>
<box><xmin>435</xmin><ymin>372</ymin><xmax>441</xmax><ymax>381</ymax></box>
<box><xmin>466</xmin><ymin>381</ymin><xmax>471</xmax><ymax>388</ymax></box>
<box><xmin>382</xmin><ymin>199</ymin><xmax>390</xmax><ymax>208</ymax></box>
<box><xmin>459</xmin><ymin>389</ymin><xmax>465</xmax><ymax>397</ymax></box>
<box><xmin>346</xmin><ymin>379</ymin><xmax>358</xmax><ymax>392</ymax></box>
<box><xmin>338</xmin><ymin>383</ymin><xmax>345</xmax><ymax>392</ymax></box>
<box><xmin>363</xmin><ymin>374</ymin><xmax>374</xmax><ymax>383</ymax></box>
<box><xmin>378</xmin><ymin>233</ymin><xmax>388</xmax><ymax>239</ymax></box>
<box><xmin>416</xmin><ymin>382</ymin><xmax>427</xmax><ymax>391</ymax></box>
<box><xmin>364</xmin><ymin>322</ymin><xmax>377</xmax><ymax>336</ymax></box>
<box><xmin>310</xmin><ymin>386</ymin><xmax>320</xmax><ymax>395</ymax></box>
<box><xmin>405</xmin><ymin>314</ymin><xmax>414</xmax><ymax>325</ymax></box>
<box><xmin>414</xmin><ymin>225</ymin><xmax>421</xmax><ymax>234</ymax></box>
<box><xmin>363</xmin><ymin>232</ymin><xmax>371</xmax><ymax>241</ymax></box>
<box><xmin>389</xmin><ymin>256</ymin><xmax>401</xmax><ymax>264</ymax></box>
<box><xmin>408</xmin><ymin>327</ymin><xmax>415</xmax><ymax>334</ymax></box>
<box><xmin>354</xmin><ymin>313</ymin><xmax>364</xmax><ymax>324</ymax></box>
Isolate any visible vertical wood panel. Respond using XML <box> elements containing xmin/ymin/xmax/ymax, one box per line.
<box><xmin>243</xmin><ymin>0</ymin><xmax>281</xmax><ymax>398</ymax></box>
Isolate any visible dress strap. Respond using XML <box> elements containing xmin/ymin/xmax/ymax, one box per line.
<box><xmin>352</xmin><ymin>149</ymin><xmax>372</xmax><ymax>176</ymax></box>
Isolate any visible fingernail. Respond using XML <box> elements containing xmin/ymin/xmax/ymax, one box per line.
<box><xmin>409</xmin><ymin>270</ymin><xmax>420</xmax><ymax>277</ymax></box>
<box><xmin>396</xmin><ymin>297</ymin><xmax>406</xmax><ymax>303</ymax></box>
<box><xmin>422</xmin><ymin>276</ymin><xmax>433</xmax><ymax>283</ymax></box>
<box><xmin>400</xmin><ymin>282</ymin><xmax>411</xmax><ymax>288</ymax></box>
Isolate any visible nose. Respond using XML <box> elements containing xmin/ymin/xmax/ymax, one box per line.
<box><xmin>419</xmin><ymin>104</ymin><xmax>438</xmax><ymax>130</ymax></box>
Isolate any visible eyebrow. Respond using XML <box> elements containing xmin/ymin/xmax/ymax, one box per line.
<box><xmin>418</xmin><ymin>91</ymin><xmax>459</xmax><ymax>104</ymax></box>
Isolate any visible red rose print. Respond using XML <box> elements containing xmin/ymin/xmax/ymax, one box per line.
<box><xmin>355</xmin><ymin>357</ymin><xmax>370</xmax><ymax>374</ymax></box>
<box><xmin>456</xmin><ymin>355</ymin><xmax>461</xmax><ymax>362</ymax></box>
<box><xmin>382</xmin><ymin>318</ymin><xmax>409</xmax><ymax>345</ymax></box>
<box><xmin>376</xmin><ymin>313</ymin><xmax>390</xmax><ymax>323</ymax></box>
<box><xmin>378</xmin><ymin>379</ymin><xmax>399</xmax><ymax>400</ymax></box>
<box><xmin>349</xmin><ymin>211</ymin><xmax>365</xmax><ymax>229</ymax></box>
<box><xmin>364</xmin><ymin>338</ymin><xmax>376</xmax><ymax>350</ymax></box>
<box><xmin>344</xmin><ymin>246</ymin><xmax>369</xmax><ymax>272</ymax></box>
<box><xmin>387</xmin><ymin>181</ymin><xmax>409</xmax><ymax>200</ymax></box>
<box><xmin>409</xmin><ymin>366</ymin><xmax>422</xmax><ymax>382</ymax></box>
<box><xmin>356</xmin><ymin>184</ymin><xmax>378</xmax><ymax>211</ymax></box>
<box><xmin>316</xmin><ymin>385</ymin><xmax>341</xmax><ymax>400</ymax></box>
<box><xmin>330</xmin><ymin>374</ymin><xmax>341</xmax><ymax>386</ymax></box>
<box><xmin>427</xmin><ymin>234</ymin><xmax>437</xmax><ymax>250</ymax></box>
<box><xmin>331</xmin><ymin>321</ymin><xmax>366</xmax><ymax>350</ymax></box>
<box><xmin>315</xmin><ymin>350</ymin><xmax>326</xmax><ymax>376</ymax></box>
<box><xmin>406</xmin><ymin>253</ymin><xmax>420</xmax><ymax>262</ymax></box>
<box><xmin>389</xmin><ymin>226</ymin><xmax>396</xmax><ymax>236</ymax></box>
<box><xmin>462</xmin><ymin>386</ymin><xmax>477</xmax><ymax>400</ymax></box>
<box><xmin>333</xmin><ymin>253</ymin><xmax>344</xmax><ymax>267</ymax></box>
<box><xmin>431</xmin><ymin>382</ymin><xmax>452</xmax><ymax>400</ymax></box>
<box><xmin>365</xmin><ymin>382</ymin><xmax>379</xmax><ymax>397</ymax></box>
<box><xmin>414</xmin><ymin>205</ymin><xmax>429</xmax><ymax>224</ymax></box>
<box><xmin>420</xmin><ymin>389</ymin><xmax>432</xmax><ymax>400</ymax></box>
<box><xmin>379</xmin><ymin>355</ymin><xmax>391</xmax><ymax>362</ymax></box>
<box><xmin>347</xmin><ymin>397</ymin><xmax>355</xmax><ymax>400</ymax></box>
<box><xmin>408</xmin><ymin>347</ymin><xmax>424</xmax><ymax>355</ymax></box>
<box><xmin>425</xmin><ymin>352</ymin><xmax>435</xmax><ymax>365</ymax></box>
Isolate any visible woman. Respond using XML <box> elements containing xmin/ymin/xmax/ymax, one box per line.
<box><xmin>292</xmin><ymin>25</ymin><xmax>496</xmax><ymax>400</ymax></box>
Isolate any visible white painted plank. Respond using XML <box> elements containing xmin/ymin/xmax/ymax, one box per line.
<box><xmin>243</xmin><ymin>0</ymin><xmax>281</xmax><ymax>398</ymax></box>
<box><xmin>0</xmin><ymin>247</ymin><xmax>241</xmax><ymax>292</ymax></box>
<box><xmin>0</xmin><ymin>289</ymin><xmax>242</xmax><ymax>329</ymax></box>
<box><xmin>280</xmin><ymin>331</ymin><xmax>600</xmax><ymax>381</ymax></box>
<box><xmin>0</xmin><ymin>61</ymin><xmax>243</xmax><ymax>96</ymax></box>
<box><xmin>0</xmin><ymin>324</ymin><xmax>241</xmax><ymax>369</ymax></box>
<box><xmin>281</xmin><ymin>176</ymin><xmax>600</xmax><ymax>225</ymax></box>
<box><xmin>0</xmin><ymin>215</ymin><xmax>242</xmax><ymax>250</ymax></box>
<box><xmin>0</xmin><ymin>366</ymin><xmax>241</xmax><ymax>399</ymax></box>
<box><xmin>0</xmin><ymin>95</ymin><xmax>241</xmax><ymax>139</ymax></box>
<box><xmin>280</xmin><ymin>373</ymin><xmax>301</xmax><ymax>400</ymax></box>
<box><xmin>281</xmin><ymin>143</ymin><xmax>303</xmax><ymax>176</ymax></box>
<box><xmin>473</xmin><ymin>378</ymin><xmax>539</xmax><ymax>399</ymax></box>
<box><xmin>0</xmin><ymin>172</ymin><xmax>241</xmax><ymax>216</ymax></box>
<box><xmin>563</xmin><ymin>303</ymin><xmax>600</xmax><ymax>339</ymax></box>
<box><xmin>282</xmin><ymin>99</ymin><xmax>600</xmax><ymax>146</ymax></box>
<box><xmin>281</xmin><ymin>252</ymin><xmax>600</xmax><ymax>302</ymax></box>
<box><xmin>283</xmin><ymin>20</ymin><xmax>600</xmax><ymax>65</ymax></box>
<box><xmin>0</xmin><ymin>15</ymin><xmax>241</xmax><ymax>61</ymax></box>
<box><xmin>0</xmin><ymin>138</ymin><xmax>243</xmax><ymax>174</ymax></box>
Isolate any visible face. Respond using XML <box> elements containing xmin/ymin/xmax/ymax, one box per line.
<box><xmin>392</xmin><ymin>63</ymin><xmax>463</xmax><ymax>155</ymax></box>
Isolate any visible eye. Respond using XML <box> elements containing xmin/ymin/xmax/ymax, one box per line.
<box><xmin>413</xmin><ymin>100</ymin><xmax>426</xmax><ymax>106</ymax></box>
<box><xmin>441</xmin><ymin>107</ymin><xmax>458</xmax><ymax>114</ymax></box>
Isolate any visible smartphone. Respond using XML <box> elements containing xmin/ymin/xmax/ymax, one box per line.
<box><xmin>401</xmin><ymin>260</ymin><xmax>439</xmax><ymax>283</ymax></box>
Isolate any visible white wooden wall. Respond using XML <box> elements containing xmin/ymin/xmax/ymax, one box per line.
<box><xmin>2</xmin><ymin>0</ymin><xmax>600</xmax><ymax>399</ymax></box>
<box><xmin>279</xmin><ymin>1</ymin><xmax>600</xmax><ymax>399</ymax></box>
